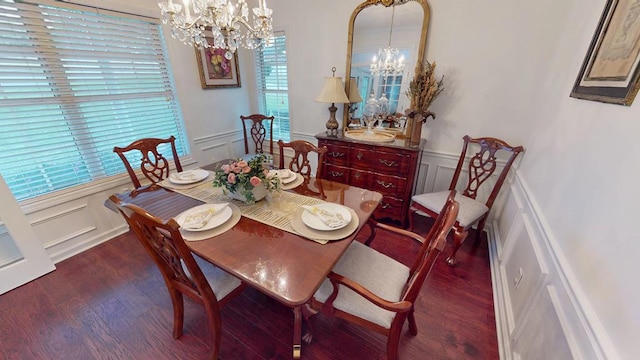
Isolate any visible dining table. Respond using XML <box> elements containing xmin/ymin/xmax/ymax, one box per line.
<box><xmin>106</xmin><ymin>160</ymin><xmax>383</xmax><ymax>358</ymax></box>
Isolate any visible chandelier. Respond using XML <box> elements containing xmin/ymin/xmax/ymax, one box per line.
<box><xmin>370</xmin><ymin>5</ymin><xmax>405</xmax><ymax>76</ymax></box>
<box><xmin>158</xmin><ymin>0</ymin><xmax>274</xmax><ymax>58</ymax></box>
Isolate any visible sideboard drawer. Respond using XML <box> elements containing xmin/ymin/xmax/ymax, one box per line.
<box><xmin>371</xmin><ymin>174</ymin><xmax>407</xmax><ymax>197</ymax></box>
<box><xmin>374</xmin><ymin>195</ymin><xmax>404</xmax><ymax>223</ymax></box>
<box><xmin>350</xmin><ymin>168</ymin><xmax>371</xmax><ymax>189</ymax></box>
<box><xmin>371</xmin><ymin>152</ymin><xmax>410</xmax><ymax>175</ymax></box>
<box><xmin>324</xmin><ymin>164</ymin><xmax>349</xmax><ymax>183</ymax></box>
<box><xmin>351</xmin><ymin>148</ymin><xmax>409</xmax><ymax>175</ymax></box>
<box><xmin>324</xmin><ymin>143</ymin><xmax>350</xmax><ymax>165</ymax></box>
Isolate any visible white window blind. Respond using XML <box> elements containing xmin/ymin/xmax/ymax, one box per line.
<box><xmin>0</xmin><ymin>0</ymin><xmax>188</xmax><ymax>201</ymax></box>
<box><xmin>255</xmin><ymin>31</ymin><xmax>290</xmax><ymax>142</ymax></box>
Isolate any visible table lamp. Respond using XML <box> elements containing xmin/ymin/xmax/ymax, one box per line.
<box><xmin>347</xmin><ymin>78</ymin><xmax>363</xmax><ymax>128</ymax></box>
<box><xmin>315</xmin><ymin>67</ymin><xmax>350</xmax><ymax>135</ymax></box>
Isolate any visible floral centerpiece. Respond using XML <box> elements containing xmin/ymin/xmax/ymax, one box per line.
<box><xmin>406</xmin><ymin>60</ymin><xmax>444</xmax><ymax>122</ymax></box>
<box><xmin>212</xmin><ymin>154</ymin><xmax>280</xmax><ymax>204</ymax></box>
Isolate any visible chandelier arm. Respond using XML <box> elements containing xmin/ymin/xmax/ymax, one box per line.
<box><xmin>169</xmin><ymin>14</ymin><xmax>204</xmax><ymax>31</ymax></box>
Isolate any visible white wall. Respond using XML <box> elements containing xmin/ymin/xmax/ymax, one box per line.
<box><xmin>10</xmin><ymin>0</ymin><xmax>637</xmax><ymax>358</ymax></box>
<box><xmin>423</xmin><ymin>0</ymin><xmax>637</xmax><ymax>358</ymax></box>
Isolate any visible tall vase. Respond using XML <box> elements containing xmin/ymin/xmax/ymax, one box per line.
<box><xmin>410</xmin><ymin>112</ymin><xmax>423</xmax><ymax>144</ymax></box>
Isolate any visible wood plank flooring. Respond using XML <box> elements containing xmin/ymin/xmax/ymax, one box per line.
<box><xmin>0</xmin><ymin>215</ymin><xmax>497</xmax><ymax>359</ymax></box>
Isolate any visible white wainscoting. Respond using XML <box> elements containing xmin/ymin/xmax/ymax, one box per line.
<box><xmin>489</xmin><ymin>171</ymin><xmax>618</xmax><ymax>360</ymax></box>
<box><xmin>12</xmin><ymin>131</ymin><xmax>242</xmax><ymax>264</ymax></box>
<box><xmin>419</xmin><ymin>149</ymin><xmax>616</xmax><ymax>360</ymax></box>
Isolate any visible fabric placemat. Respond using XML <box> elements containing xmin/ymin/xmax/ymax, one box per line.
<box><xmin>181</xmin><ymin>203</ymin><xmax>241</xmax><ymax>241</ymax></box>
<box><xmin>289</xmin><ymin>207</ymin><xmax>359</xmax><ymax>244</ymax></box>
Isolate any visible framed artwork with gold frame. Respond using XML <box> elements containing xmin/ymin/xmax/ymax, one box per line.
<box><xmin>195</xmin><ymin>29</ymin><xmax>241</xmax><ymax>89</ymax></box>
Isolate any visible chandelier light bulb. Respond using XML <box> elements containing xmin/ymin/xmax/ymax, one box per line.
<box><xmin>159</xmin><ymin>0</ymin><xmax>274</xmax><ymax>55</ymax></box>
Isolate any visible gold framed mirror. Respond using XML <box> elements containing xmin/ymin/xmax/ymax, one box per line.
<box><xmin>343</xmin><ymin>0</ymin><xmax>430</xmax><ymax>139</ymax></box>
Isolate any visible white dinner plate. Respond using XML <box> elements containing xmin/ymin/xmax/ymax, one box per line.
<box><xmin>301</xmin><ymin>203</ymin><xmax>352</xmax><ymax>231</ymax></box>
<box><xmin>169</xmin><ymin>169</ymin><xmax>209</xmax><ymax>184</ymax></box>
<box><xmin>175</xmin><ymin>203</ymin><xmax>232</xmax><ymax>232</ymax></box>
<box><xmin>268</xmin><ymin>169</ymin><xmax>297</xmax><ymax>184</ymax></box>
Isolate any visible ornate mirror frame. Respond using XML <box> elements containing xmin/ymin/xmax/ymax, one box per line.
<box><xmin>343</xmin><ymin>0</ymin><xmax>431</xmax><ymax>138</ymax></box>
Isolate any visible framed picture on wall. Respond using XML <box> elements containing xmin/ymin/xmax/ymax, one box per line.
<box><xmin>570</xmin><ymin>0</ymin><xmax>640</xmax><ymax>106</ymax></box>
<box><xmin>195</xmin><ymin>29</ymin><xmax>241</xmax><ymax>89</ymax></box>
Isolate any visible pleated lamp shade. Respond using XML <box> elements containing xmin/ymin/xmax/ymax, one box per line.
<box><xmin>315</xmin><ymin>77</ymin><xmax>350</xmax><ymax>104</ymax></box>
<box><xmin>315</xmin><ymin>76</ymin><xmax>349</xmax><ymax>135</ymax></box>
<box><xmin>348</xmin><ymin>78</ymin><xmax>363</xmax><ymax>103</ymax></box>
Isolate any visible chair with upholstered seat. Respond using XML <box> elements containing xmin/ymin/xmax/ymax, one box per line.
<box><xmin>308</xmin><ymin>190</ymin><xmax>459</xmax><ymax>360</ymax></box>
<box><xmin>109</xmin><ymin>195</ymin><xmax>245</xmax><ymax>360</ymax></box>
<box><xmin>277</xmin><ymin>139</ymin><xmax>328</xmax><ymax>179</ymax></box>
<box><xmin>241</xmin><ymin>114</ymin><xmax>274</xmax><ymax>159</ymax></box>
<box><xmin>113</xmin><ymin>136</ymin><xmax>182</xmax><ymax>188</ymax></box>
<box><xmin>409</xmin><ymin>135</ymin><xmax>524</xmax><ymax>265</ymax></box>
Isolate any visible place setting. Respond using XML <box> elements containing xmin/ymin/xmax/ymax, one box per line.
<box><xmin>173</xmin><ymin>202</ymin><xmax>241</xmax><ymax>241</ymax></box>
<box><xmin>160</xmin><ymin>168</ymin><xmax>213</xmax><ymax>190</ymax></box>
<box><xmin>290</xmin><ymin>202</ymin><xmax>359</xmax><ymax>244</ymax></box>
<box><xmin>267</xmin><ymin>168</ymin><xmax>304</xmax><ymax>190</ymax></box>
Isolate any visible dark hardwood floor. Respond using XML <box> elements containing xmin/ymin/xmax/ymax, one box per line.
<box><xmin>0</xmin><ymin>215</ymin><xmax>498</xmax><ymax>360</ymax></box>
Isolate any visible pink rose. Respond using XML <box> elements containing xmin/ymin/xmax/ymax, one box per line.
<box><xmin>243</xmin><ymin>166</ymin><xmax>251</xmax><ymax>173</ymax></box>
<box><xmin>237</xmin><ymin>161</ymin><xmax>248</xmax><ymax>168</ymax></box>
<box><xmin>250</xmin><ymin>176</ymin><xmax>261</xmax><ymax>186</ymax></box>
<box><xmin>222</xmin><ymin>164</ymin><xmax>230</xmax><ymax>174</ymax></box>
<box><xmin>227</xmin><ymin>173</ymin><xmax>236</xmax><ymax>184</ymax></box>
<box><xmin>233</xmin><ymin>166</ymin><xmax>242</xmax><ymax>173</ymax></box>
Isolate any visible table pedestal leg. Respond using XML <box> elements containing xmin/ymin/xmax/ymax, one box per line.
<box><xmin>293</xmin><ymin>306</ymin><xmax>302</xmax><ymax>358</ymax></box>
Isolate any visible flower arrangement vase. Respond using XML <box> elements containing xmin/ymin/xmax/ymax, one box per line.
<box><xmin>410</xmin><ymin>112</ymin><xmax>423</xmax><ymax>144</ymax></box>
<box><xmin>229</xmin><ymin>182</ymin><xmax>267</xmax><ymax>204</ymax></box>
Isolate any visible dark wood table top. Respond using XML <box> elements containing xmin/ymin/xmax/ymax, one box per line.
<box><xmin>110</xmin><ymin>164</ymin><xmax>382</xmax><ymax>307</ymax></box>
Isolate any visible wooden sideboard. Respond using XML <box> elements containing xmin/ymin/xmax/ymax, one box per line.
<box><xmin>316</xmin><ymin>132</ymin><xmax>426</xmax><ymax>226</ymax></box>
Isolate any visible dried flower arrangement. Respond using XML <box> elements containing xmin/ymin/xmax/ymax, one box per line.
<box><xmin>406</xmin><ymin>60</ymin><xmax>444</xmax><ymax>122</ymax></box>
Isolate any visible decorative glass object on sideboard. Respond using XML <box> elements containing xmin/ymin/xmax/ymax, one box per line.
<box><xmin>363</xmin><ymin>93</ymin><xmax>380</xmax><ymax>135</ymax></box>
<box><xmin>376</xmin><ymin>92</ymin><xmax>389</xmax><ymax>130</ymax></box>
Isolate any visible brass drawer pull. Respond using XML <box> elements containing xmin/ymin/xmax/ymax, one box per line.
<box><xmin>380</xmin><ymin>202</ymin><xmax>391</xmax><ymax>209</ymax></box>
<box><xmin>329</xmin><ymin>151</ymin><xmax>345</xmax><ymax>158</ymax></box>
<box><xmin>354</xmin><ymin>172</ymin><xmax>361</xmax><ymax>179</ymax></box>
<box><xmin>376</xmin><ymin>180</ymin><xmax>395</xmax><ymax>189</ymax></box>
<box><xmin>379</xmin><ymin>159</ymin><xmax>398</xmax><ymax>167</ymax></box>
<box><xmin>356</xmin><ymin>152</ymin><xmax>363</xmax><ymax>160</ymax></box>
<box><xmin>329</xmin><ymin>171</ymin><xmax>344</xmax><ymax>177</ymax></box>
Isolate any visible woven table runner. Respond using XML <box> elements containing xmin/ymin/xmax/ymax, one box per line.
<box><xmin>160</xmin><ymin>182</ymin><xmax>353</xmax><ymax>243</ymax></box>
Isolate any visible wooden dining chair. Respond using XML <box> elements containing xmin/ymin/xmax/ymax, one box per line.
<box><xmin>241</xmin><ymin>114</ymin><xmax>274</xmax><ymax>156</ymax></box>
<box><xmin>113</xmin><ymin>136</ymin><xmax>182</xmax><ymax>188</ymax></box>
<box><xmin>109</xmin><ymin>195</ymin><xmax>245</xmax><ymax>360</ymax></box>
<box><xmin>308</xmin><ymin>190</ymin><xmax>459</xmax><ymax>360</ymax></box>
<box><xmin>277</xmin><ymin>139</ymin><xmax>328</xmax><ymax>179</ymax></box>
<box><xmin>409</xmin><ymin>135</ymin><xmax>524</xmax><ymax>265</ymax></box>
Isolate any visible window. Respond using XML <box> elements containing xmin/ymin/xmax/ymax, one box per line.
<box><xmin>0</xmin><ymin>0</ymin><xmax>188</xmax><ymax>201</ymax></box>
<box><xmin>255</xmin><ymin>31</ymin><xmax>290</xmax><ymax>142</ymax></box>
<box><xmin>377</xmin><ymin>75</ymin><xmax>403</xmax><ymax>114</ymax></box>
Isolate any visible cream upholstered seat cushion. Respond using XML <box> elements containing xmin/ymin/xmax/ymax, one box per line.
<box><xmin>412</xmin><ymin>190</ymin><xmax>488</xmax><ymax>228</ymax></box>
<box><xmin>183</xmin><ymin>256</ymin><xmax>242</xmax><ymax>300</ymax></box>
<box><xmin>313</xmin><ymin>241</ymin><xmax>410</xmax><ymax>329</ymax></box>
